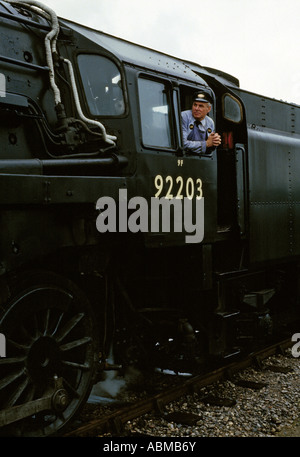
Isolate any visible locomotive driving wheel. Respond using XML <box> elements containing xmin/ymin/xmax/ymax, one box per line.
<box><xmin>0</xmin><ymin>271</ymin><xmax>98</xmax><ymax>436</ymax></box>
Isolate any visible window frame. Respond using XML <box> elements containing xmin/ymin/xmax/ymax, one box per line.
<box><xmin>137</xmin><ymin>74</ymin><xmax>177</xmax><ymax>152</ymax></box>
<box><xmin>178</xmin><ymin>83</ymin><xmax>219</xmax><ymax>158</ymax></box>
<box><xmin>76</xmin><ymin>52</ymin><xmax>128</xmax><ymax>119</ymax></box>
<box><xmin>222</xmin><ymin>93</ymin><xmax>244</xmax><ymax>124</ymax></box>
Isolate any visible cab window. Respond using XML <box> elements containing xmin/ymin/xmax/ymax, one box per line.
<box><xmin>222</xmin><ymin>93</ymin><xmax>243</xmax><ymax>123</ymax></box>
<box><xmin>77</xmin><ymin>54</ymin><xmax>125</xmax><ymax>116</ymax></box>
<box><xmin>138</xmin><ymin>78</ymin><xmax>173</xmax><ymax>149</ymax></box>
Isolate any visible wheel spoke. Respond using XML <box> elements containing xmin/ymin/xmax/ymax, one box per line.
<box><xmin>19</xmin><ymin>323</ymin><xmax>36</xmax><ymax>344</ymax></box>
<box><xmin>0</xmin><ymin>368</ymin><xmax>25</xmax><ymax>391</ymax></box>
<box><xmin>50</xmin><ymin>312</ymin><xmax>64</xmax><ymax>337</ymax></box>
<box><xmin>7</xmin><ymin>338</ymin><xmax>30</xmax><ymax>352</ymax></box>
<box><xmin>32</xmin><ymin>313</ymin><xmax>40</xmax><ymax>339</ymax></box>
<box><xmin>43</xmin><ymin>309</ymin><xmax>51</xmax><ymax>336</ymax></box>
<box><xmin>61</xmin><ymin>360</ymin><xmax>90</xmax><ymax>371</ymax></box>
<box><xmin>59</xmin><ymin>336</ymin><xmax>91</xmax><ymax>352</ymax></box>
<box><xmin>60</xmin><ymin>377</ymin><xmax>80</xmax><ymax>398</ymax></box>
<box><xmin>23</xmin><ymin>383</ymin><xmax>36</xmax><ymax>403</ymax></box>
<box><xmin>4</xmin><ymin>377</ymin><xmax>30</xmax><ymax>408</ymax></box>
<box><xmin>0</xmin><ymin>356</ymin><xmax>26</xmax><ymax>365</ymax></box>
<box><xmin>54</xmin><ymin>313</ymin><xmax>85</xmax><ymax>343</ymax></box>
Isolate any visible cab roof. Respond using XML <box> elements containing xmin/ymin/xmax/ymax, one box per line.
<box><xmin>61</xmin><ymin>18</ymin><xmax>209</xmax><ymax>86</ymax></box>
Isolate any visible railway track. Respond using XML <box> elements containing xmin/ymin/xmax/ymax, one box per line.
<box><xmin>64</xmin><ymin>338</ymin><xmax>293</xmax><ymax>437</ymax></box>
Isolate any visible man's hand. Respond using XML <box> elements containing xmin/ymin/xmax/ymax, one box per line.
<box><xmin>206</xmin><ymin>132</ymin><xmax>222</xmax><ymax>148</ymax></box>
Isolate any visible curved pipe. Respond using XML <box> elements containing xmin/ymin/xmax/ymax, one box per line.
<box><xmin>7</xmin><ymin>0</ymin><xmax>116</xmax><ymax>146</ymax></box>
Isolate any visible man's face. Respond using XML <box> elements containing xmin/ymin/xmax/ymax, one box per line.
<box><xmin>192</xmin><ymin>101</ymin><xmax>211</xmax><ymax>121</ymax></box>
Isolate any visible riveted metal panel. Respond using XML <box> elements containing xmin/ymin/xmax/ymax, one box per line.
<box><xmin>247</xmin><ymin>128</ymin><xmax>300</xmax><ymax>263</ymax></box>
<box><xmin>249</xmin><ymin>204</ymin><xmax>290</xmax><ymax>262</ymax></box>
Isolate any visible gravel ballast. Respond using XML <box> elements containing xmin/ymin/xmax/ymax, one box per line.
<box><xmin>75</xmin><ymin>349</ymin><xmax>300</xmax><ymax>438</ymax></box>
<box><xmin>123</xmin><ymin>351</ymin><xmax>300</xmax><ymax>437</ymax></box>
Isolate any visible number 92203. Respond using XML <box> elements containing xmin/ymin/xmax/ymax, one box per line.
<box><xmin>154</xmin><ymin>175</ymin><xmax>203</xmax><ymax>200</ymax></box>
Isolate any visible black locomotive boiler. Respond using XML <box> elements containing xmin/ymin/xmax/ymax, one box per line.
<box><xmin>0</xmin><ymin>0</ymin><xmax>299</xmax><ymax>436</ymax></box>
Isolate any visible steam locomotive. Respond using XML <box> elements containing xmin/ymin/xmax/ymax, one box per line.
<box><xmin>0</xmin><ymin>0</ymin><xmax>299</xmax><ymax>436</ymax></box>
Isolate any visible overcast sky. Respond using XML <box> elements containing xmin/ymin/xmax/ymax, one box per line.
<box><xmin>34</xmin><ymin>0</ymin><xmax>300</xmax><ymax>105</ymax></box>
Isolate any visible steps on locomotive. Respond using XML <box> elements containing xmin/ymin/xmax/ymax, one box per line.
<box><xmin>243</xmin><ymin>288</ymin><xmax>275</xmax><ymax>309</ymax></box>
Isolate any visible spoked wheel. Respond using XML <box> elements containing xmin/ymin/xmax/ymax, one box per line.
<box><xmin>0</xmin><ymin>271</ymin><xmax>98</xmax><ymax>436</ymax></box>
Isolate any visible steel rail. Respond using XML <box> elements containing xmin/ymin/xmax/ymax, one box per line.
<box><xmin>64</xmin><ymin>338</ymin><xmax>292</xmax><ymax>437</ymax></box>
